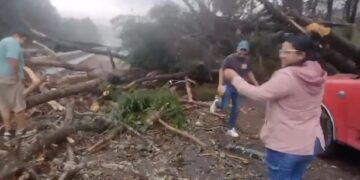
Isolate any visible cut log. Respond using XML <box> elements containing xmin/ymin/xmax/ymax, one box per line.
<box><xmin>26</xmin><ymin>79</ymin><xmax>101</xmax><ymax>109</ymax></box>
<box><xmin>32</xmin><ymin>40</ymin><xmax>57</xmax><ymax>59</ymax></box>
<box><xmin>30</xmin><ymin>58</ymin><xmax>93</xmax><ymax>72</ymax></box>
<box><xmin>55</xmin><ymin>74</ymin><xmax>93</xmax><ymax>86</ymax></box>
<box><xmin>23</xmin><ymin>66</ymin><xmax>44</xmax><ymax>96</ymax></box>
<box><xmin>22</xmin><ymin>126</ymin><xmax>75</xmax><ymax>161</ymax></box>
<box><xmin>321</xmin><ymin>50</ymin><xmax>358</xmax><ymax>74</ymax></box>
<box><xmin>0</xmin><ymin>126</ymin><xmax>75</xmax><ymax>179</ymax></box>
<box><xmin>266</xmin><ymin>2</ymin><xmax>360</xmax><ymax>66</ymax></box>
<box><xmin>287</xmin><ymin>12</ymin><xmax>360</xmax><ymax>65</ymax></box>
<box><xmin>24</xmin><ymin>79</ymin><xmax>45</xmax><ymax>97</ymax></box>
<box><xmin>39</xmin><ymin>84</ymin><xmax>66</xmax><ymax>111</ymax></box>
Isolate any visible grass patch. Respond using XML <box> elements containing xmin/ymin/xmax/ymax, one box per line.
<box><xmin>104</xmin><ymin>86</ymin><xmax>186</xmax><ymax>130</ymax></box>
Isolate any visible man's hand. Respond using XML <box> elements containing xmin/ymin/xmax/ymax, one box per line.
<box><xmin>305</xmin><ymin>23</ymin><xmax>331</xmax><ymax>37</ymax></box>
<box><xmin>217</xmin><ymin>85</ymin><xmax>225</xmax><ymax>96</ymax></box>
<box><xmin>247</xmin><ymin>71</ymin><xmax>259</xmax><ymax>86</ymax></box>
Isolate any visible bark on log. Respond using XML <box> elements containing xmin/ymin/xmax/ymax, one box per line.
<box><xmin>259</xmin><ymin>0</ymin><xmax>360</xmax><ymax>72</ymax></box>
<box><xmin>56</xmin><ymin>74</ymin><xmax>93</xmax><ymax>86</ymax></box>
<box><xmin>30</xmin><ymin>58</ymin><xmax>93</xmax><ymax>72</ymax></box>
<box><xmin>321</xmin><ymin>50</ymin><xmax>358</xmax><ymax>73</ymax></box>
<box><xmin>39</xmin><ymin>84</ymin><xmax>66</xmax><ymax>111</ymax></box>
<box><xmin>26</xmin><ymin>79</ymin><xmax>101</xmax><ymax>109</ymax></box>
<box><xmin>22</xmin><ymin>126</ymin><xmax>75</xmax><ymax>161</ymax></box>
<box><xmin>287</xmin><ymin>10</ymin><xmax>360</xmax><ymax>66</ymax></box>
<box><xmin>32</xmin><ymin>40</ymin><xmax>57</xmax><ymax>59</ymax></box>
<box><xmin>24</xmin><ymin>66</ymin><xmax>44</xmax><ymax>96</ymax></box>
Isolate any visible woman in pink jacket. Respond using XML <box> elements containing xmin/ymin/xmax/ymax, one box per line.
<box><xmin>224</xmin><ymin>35</ymin><xmax>327</xmax><ymax>180</ymax></box>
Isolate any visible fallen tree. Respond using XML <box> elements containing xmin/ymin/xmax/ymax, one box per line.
<box><xmin>259</xmin><ymin>0</ymin><xmax>360</xmax><ymax>73</ymax></box>
<box><xmin>28</xmin><ymin>28</ymin><xmax>123</xmax><ymax>60</ymax></box>
<box><xmin>26</xmin><ymin>79</ymin><xmax>101</xmax><ymax>109</ymax></box>
<box><xmin>289</xmin><ymin>13</ymin><xmax>360</xmax><ymax>65</ymax></box>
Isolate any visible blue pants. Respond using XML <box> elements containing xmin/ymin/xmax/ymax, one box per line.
<box><xmin>266</xmin><ymin>139</ymin><xmax>322</xmax><ymax>180</ymax></box>
<box><xmin>215</xmin><ymin>84</ymin><xmax>243</xmax><ymax>129</ymax></box>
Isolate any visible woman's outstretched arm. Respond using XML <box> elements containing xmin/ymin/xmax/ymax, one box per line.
<box><xmin>224</xmin><ymin>69</ymin><xmax>291</xmax><ymax>101</ymax></box>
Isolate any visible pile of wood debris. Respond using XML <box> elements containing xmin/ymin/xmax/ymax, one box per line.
<box><xmin>0</xmin><ymin>37</ymin><xmax>266</xmax><ymax>179</ymax></box>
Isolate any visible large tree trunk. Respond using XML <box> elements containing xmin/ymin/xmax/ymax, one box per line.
<box><xmin>349</xmin><ymin>0</ymin><xmax>359</xmax><ymax>23</ymax></box>
<box><xmin>282</xmin><ymin>0</ymin><xmax>303</xmax><ymax>15</ymax></box>
<box><xmin>259</xmin><ymin>0</ymin><xmax>360</xmax><ymax>73</ymax></box>
<box><xmin>322</xmin><ymin>50</ymin><xmax>358</xmax><ymax>74</ymax></box>
<box><xmin>326</xmin><ymin>0</ymin><xmax>334</xmax><ymax>21</ymax></box>
<box><xmin>310</xmin><ymin>0</ymin><xmax>319</xmax><ymax>17</ymax></box>
<box><xmin>344</xmin><ymin>0</ymin><xmax>359</xmax><ymax>23</ymax></box>
<box><xmin>26</xmin><ymin>79</ymin><xmax>100</xmax><ymax>109</ymax></box>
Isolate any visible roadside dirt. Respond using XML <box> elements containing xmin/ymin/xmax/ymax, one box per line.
<box><xmin>56</xmin><ymin>99</ymin><xmax>360</xmax><ymax>179</ymax></box>
<box><xmin>1</xmin><ymin>90</ymin><xmax>359</xmax><ymax>179</ymax></box>
<box><xmin>75</xmin><ymin>97</ymin><xmax>360</xmax><ymax>180</ymax></box>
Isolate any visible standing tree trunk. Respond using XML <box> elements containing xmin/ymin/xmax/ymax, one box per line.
<box><xmin>344</xmin><ymin>0</ymin><xmax>359</xmax><ymax>23</ymax></box>
<box><xmin>310</xmin><ymin>0</ymin><xmax>319</xmax><ymax>17</ymax></box>
<box><xmin>326</xmin><ymin>0</ymin><xmax>334</xmax><ymax>21</ymax></box>
<box><xmin>282</xmin><ymin>0</ymin><xmax>303</xmax><ymax>15</ymax></box>
<box><xmin>273</xmin><ymin>0</ymin><xmax>280</xmax><ymax>6</ymax></box>
<box><xmin>249</xmin><ymin>0</ymin><xmax>255</xmax><ymax>15</ymax></box>
<box><xmin>344</xmin><ymin>0</ymin><xmax>351</xmax><ymax>22</ymax></box>
<box><xmin>349</xmin><ymin>0</ymin><xmax>359</xmax><ymax>23</ymax></box>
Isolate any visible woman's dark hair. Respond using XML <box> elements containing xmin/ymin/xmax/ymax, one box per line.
<box><xmin>285</xmin><ymin>35</ymin><xmax>320</xmax><ymax>61</ymax></box>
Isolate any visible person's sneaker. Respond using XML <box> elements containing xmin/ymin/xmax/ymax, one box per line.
<box><xmin>210</xmin><ymin>96</ymin><xmax>220</xmax><ymax>113</ymax></box>
<box><xmin>226</xmin><ymin>128</ymin><xmax>239</xmax><ymax>138</ymax></box>
<box><xmin>3</xmin><ymin>132</ymin><xmax>12</xmax><ymax>140</ymax></box>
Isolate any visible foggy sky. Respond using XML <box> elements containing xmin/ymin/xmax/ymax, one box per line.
<box><xmin>51</xmin><ymin>0</ymin><xmax>183</xmax><ymax>23</ymax></box>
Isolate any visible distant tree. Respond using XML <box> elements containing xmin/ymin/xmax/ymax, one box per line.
<box><xmin>326</xmin><ymin>0</ymin><xmax>334</xmax><ymax>20</ymax></box>
<box><xmin>344</xmin><ymin>0</ymin><xmax>359</xmax><ymax>23</ymax></box>
<box><xmin>0</xmin><ymin>0</ymin><xmax>102</xmax><ymax>46</ymax></box>
<box><xmin>282</xmin><ymin>0</ymin><xmax>304</xmax><ymax>14</ymax></box>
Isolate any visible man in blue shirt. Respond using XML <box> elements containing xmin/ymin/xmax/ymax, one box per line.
<box><xmin>0</xmin><ymin>31</ymin><xmax>29</xmax><ymax>139</ymax></box>
<box><xmin>210</xmin><ymin>40</ymin><xmax>258</xmax><ymax>137</ymax></box>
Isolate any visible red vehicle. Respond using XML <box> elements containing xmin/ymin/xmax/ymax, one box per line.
<box><xmin>321</xmin><ymin>74</ymin><xmax>360</xmax><ymax>154</ymax></box>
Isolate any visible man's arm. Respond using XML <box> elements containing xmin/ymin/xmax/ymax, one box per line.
<box><xmin>247</xmin><ymin>71</ymin><xmax>259</xmax><ymax>86</ymax></box>
<box><xmin>218</xmin><ymin>67</ymin><xmax>224</xmax><ymax>86</ymax></box>
<box><xmin>225</xmin><ymin>69</ymin><xmax>291</xmax><ymax>101</ymax></box>
<box><xmin>217</xmin><ymin>57</ymin><xmax>230</xmax><ymax>96</ymax></box>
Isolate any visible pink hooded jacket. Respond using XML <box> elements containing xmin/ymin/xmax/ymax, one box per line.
<box><xmin>231</xmin><ymin>61</ymin><xmax>327</xmax><ymax>155</ymax></box>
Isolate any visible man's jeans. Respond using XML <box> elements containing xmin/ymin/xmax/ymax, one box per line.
<box><xmin>215</xmin><ymin>84</ymin><xmax>243</xmax><ymax>129</ymax></box>
<box><xmin>265</xmin><ymin>138</ymin><xmax>323</xmax><ymax>180</ymax></box>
